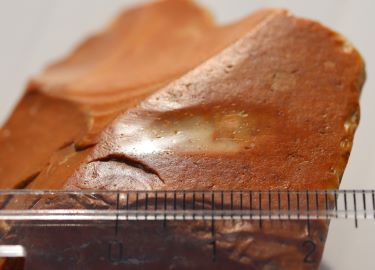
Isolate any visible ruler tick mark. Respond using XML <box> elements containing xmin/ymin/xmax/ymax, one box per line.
<box><xmin>230</xmin><ymin>191</ymin><xmax>234</xmax><ymax>218</ymax></box>
<box><xmin>353</xmin><ymin>191</ymin><xmax>358</xmax><ymax>228</ymax></box>
<box><xmin>297</xmin><ymin>192</ymin><xmax>300</xmax><ymax>219</ymax></box>
<box><xmin>306</xmin><ymin>191</ymin><xmax>310</xmax><ymax>236</ymax></box>
<box><xmin>362</xmin><ymin>190</ymin><xmax>367</xmax><ymax>219</ymax></box>
<box><xmin>277</xmin><ymin>191</ymin><xmax>281</xmax><ymax>219</ymax></box>
<box><xmin>145</xmin><ymin>192</ymin><xmax>149</xmax><ymax>210</ymax></box>
<box><xmin>344</xmin><ymin>191</ymin><xmax>348</xmax><ymax>219</ymax></box>
<box><xmin>115</xmin><ymin>192</ymin><xmax>120</xmax><ymax>237</ymax></box>
<box><xmin>240</xmin><ymin>191</ymin><xmax>243</xmax><ymax>219</ymax></box>
<box><xmin>249</xmin><ymin>191</ymin><xmax>253</xmax><ymax>220</ymax></box>
<box><xmin>315</xmin><ymin>191</ymin><xmax>319</xmax><ymax>219</ymax></box>
<box><xmin>324</xmin><ymin>190</ymin><xmax>329</xmax><ymax>220</ymax></box>
<box><xmin>202</xmin><ymin>192</ymin><xmax>205</xmax><ymax>211</ymax></box>
<box><xmin>287</xmin><ymin>192</ymin><xmax>291</xmax><ymax>220</ymax></box>
<box><xmin>259</xmin><ymin>191</ymin><xmax>262</xmax><ymax>229</ymax></box>
<box><xmin>268</xmin><ymin>190</ymin><xmax>272</xmax><ymax>220</ymax></box>
<box><xmin>154</xmin><ymin>191</ymin><xmax>158</xmax><ymax>220</ymax></box>
<box><xmin>163</xmin><ymin>191</ymin><xmax>167</xmax><ymax>227</ymax></box>
<box><xmin>173</xmin><ymin>191</ymin><xmax>177</xmax><ymax>220</ymax></box>
<box><xmin>334</xmin><ymin>191</ymin><xmax>338</xmax><ymax>219</ymax></box>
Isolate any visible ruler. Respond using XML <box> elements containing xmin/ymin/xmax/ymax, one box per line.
<box><xmin>0</xmin><ymin>189</ymin><xmax>374</xmax><ymax>270</ymax></box>
<box><xmin>0</xmin><ymin>189</ymin><xmax>374</xmax><ymax>224</ymax></box>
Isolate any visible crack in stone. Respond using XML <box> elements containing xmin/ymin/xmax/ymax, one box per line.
<box><xmin>13</xmin><ymin>171</ymin><xmax>41</xmax><ymax>189</ymax></box>
<box><xmin>89</xmin><ymin>154</ymin><xmax>164</xmax><ymax>183</ymax></box>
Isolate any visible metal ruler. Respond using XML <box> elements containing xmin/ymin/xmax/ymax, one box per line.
<box><xmin>0</xmin><ymin>189</ymin><xmax>374</xmax><ymax>270</ymax></box>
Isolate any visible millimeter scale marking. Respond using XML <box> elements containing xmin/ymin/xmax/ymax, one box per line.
<box><xmin>211</xmin><ymin>192</ymin><xmax>216</xmax><ymax>262</ymax></box>
<box><xmin>306</xmin><ymin>191</ymin><xmax>311</xmax><ymax>236</ymax></box>
<box><xmin>2</xmin><ymin>189</ymin><xmax>375</xmax><ymax>268</ymax></box>
<box><xmin>1</xmin><ymin>190</ymin><xmax>375</xmax><ymax>228</ymax></box>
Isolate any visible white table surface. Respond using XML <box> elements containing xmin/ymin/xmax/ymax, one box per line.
<box><xmin>0</xmin><ymin>1</ymin><xmax>374</xmax><ymax>269</ymax></box>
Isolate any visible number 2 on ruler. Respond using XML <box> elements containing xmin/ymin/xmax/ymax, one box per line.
<box><xmin>303</xmin><ymin>240</ymin><xmax>316</xmax><ymax>264</ymax></box>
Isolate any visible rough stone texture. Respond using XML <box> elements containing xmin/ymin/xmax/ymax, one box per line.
<box><xmin>0</xmin><ymin>1</ymin><xmax>365</xmax><ymax>269</ymax></box>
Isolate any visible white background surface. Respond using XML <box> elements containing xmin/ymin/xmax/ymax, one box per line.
<box><xmin>0</xmin><ymin>1</ymin><xmax>374</xmax><ymax>269</ymax></box>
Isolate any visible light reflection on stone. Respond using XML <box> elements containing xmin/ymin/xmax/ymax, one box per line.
<box><xmin>117</xmin><ymin>110</ymin><xmax>267</xmax><ymax>155</ymax></box>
